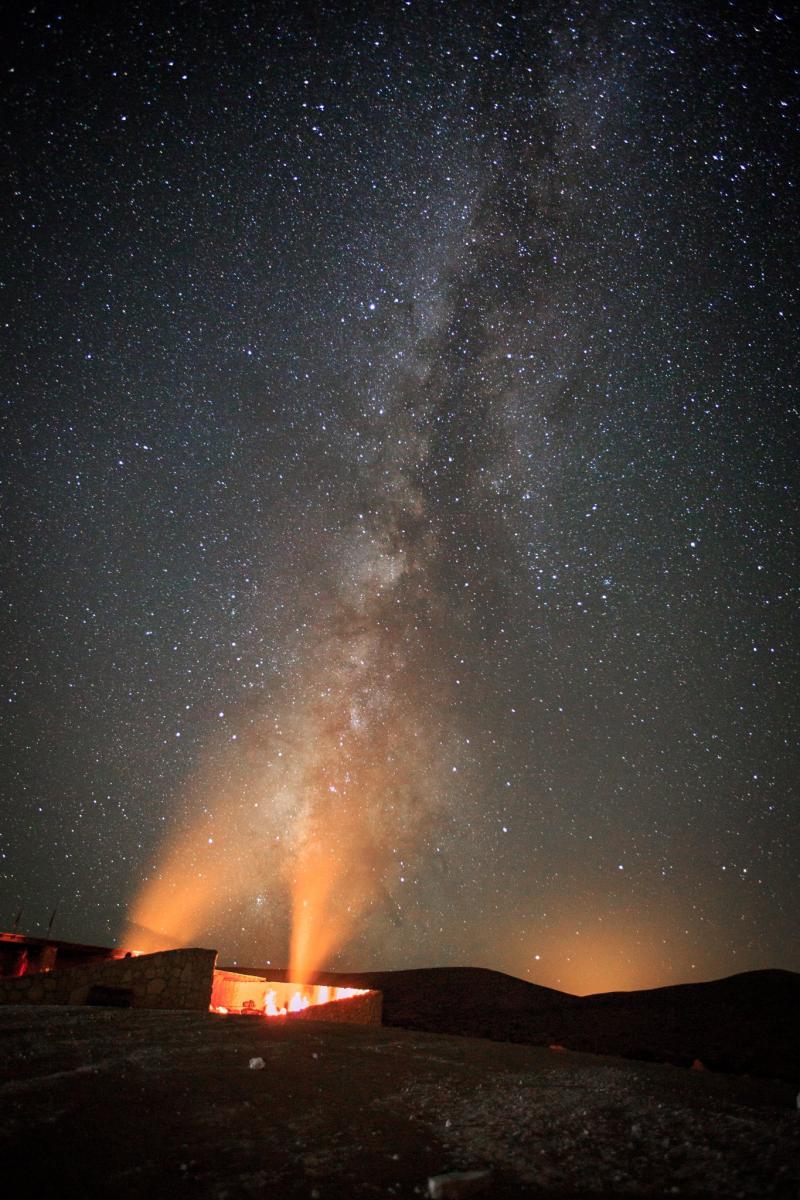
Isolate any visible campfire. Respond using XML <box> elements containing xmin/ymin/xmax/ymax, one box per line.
<box><xmin>210</xmin><ymin>969</ymin><xmax>367</xmax><ymax>1017</ymax></box>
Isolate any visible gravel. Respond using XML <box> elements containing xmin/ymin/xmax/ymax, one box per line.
<box><xmin>1</xmin><ymin>1005</ymin><xmax>797</xmax><ymax>1198</ymax></box>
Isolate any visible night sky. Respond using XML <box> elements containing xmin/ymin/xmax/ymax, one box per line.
<box><xmin>1</xmin><ymin>1</ymin><xmax>797</xmax><ymax>994</ymax></box>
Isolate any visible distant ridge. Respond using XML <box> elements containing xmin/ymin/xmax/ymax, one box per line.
<box><xmin>238</xmin><ymin>964</ymin><xmax>800</xmax><ymax>1081</ymax></box>
<box><xmin>584</xmin><ymin>967</ymin><xmax>798</xmax><ymax>1003</ymax></box>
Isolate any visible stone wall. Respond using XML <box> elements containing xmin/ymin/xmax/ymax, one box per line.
<box><xmin>288</xmin><ymin>988</ymin><xmax>382</xmax><ymax>1026</ymax></box>
<box><xmin>0</xmin><ymin>948</ymin><xmax>216</xmax><ymax>1011</ymax></box>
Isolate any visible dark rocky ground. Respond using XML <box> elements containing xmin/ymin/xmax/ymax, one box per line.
<box><xmin>2</xmin><ymin>1001</ymin><xmax>799</xmax><ymax>1199</ymax></box>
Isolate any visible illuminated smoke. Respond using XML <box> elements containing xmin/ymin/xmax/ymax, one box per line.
<box><xmin>127</xmin><ymin>406</ymin><xmax>457</xmax><ymax>973</ymax></box>
<box><xmin>125</xmin><ymin>203</ymin><xmax>477</xmax><ymax>973</ymax></box>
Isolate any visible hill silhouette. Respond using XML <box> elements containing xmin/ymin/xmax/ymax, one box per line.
<box><xmin>240</xmin><ymin>965</ymin><xmax>800</xmax><ymax>1081</ymax></box>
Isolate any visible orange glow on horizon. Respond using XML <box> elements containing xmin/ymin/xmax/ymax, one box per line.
<box><xmin>481</xmin><ymin>905</ymin><xmax>696</xmax><ymax>996</ymax></box>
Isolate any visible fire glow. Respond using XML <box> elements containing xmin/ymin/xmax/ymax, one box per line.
<box><xmin>123</xmin><ymin>517</ymin><xmax>448</xmax><ymax>987</ymax></box>
<box><xmin>210</xmin><ymin>969</ymin><xmax>366</xmax><ymax>1017</ymax></box>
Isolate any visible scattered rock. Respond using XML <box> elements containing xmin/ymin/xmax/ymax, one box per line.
<box><xmin>427</xmin><ymin>1168</ymin><xmax>492</xmax><ymax>1198</ymax></box>
<box><xmin>248</xmin><ymin>1057</ymin><xmax>265</xmax><ymax>1070</ymax></box>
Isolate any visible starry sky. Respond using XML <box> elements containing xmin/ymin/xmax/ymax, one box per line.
<box><xmin>1</xmin><ymin>0</ymin><xmax>797</xmax><ymax>994</ymax></box>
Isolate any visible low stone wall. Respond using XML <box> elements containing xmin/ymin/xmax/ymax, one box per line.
<box><xmin>0</xmin><ymin>948</ymin><xmax>216</xmax><ymax>1011</ymax></box>
<box><xmin>288</xmin><ymin>988</ymin><xmax>382</xmax><ymax>1026</ymax></box>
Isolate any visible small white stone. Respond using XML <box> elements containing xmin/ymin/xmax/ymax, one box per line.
<box><xmin>427</xmin><ymin>1169</ymin><xmax>492</xmax><ymax>1199</ymax></box>
<box><xmin>248</xmin><ymin>1057</ymin><xmax>265</xmax><ymax>1070</ymax></box>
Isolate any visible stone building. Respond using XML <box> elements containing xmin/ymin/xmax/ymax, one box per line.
<box><xmin>0</xmin><ymin>931</ymin><xmax>381</xmax><ymax>1023</ymax></box>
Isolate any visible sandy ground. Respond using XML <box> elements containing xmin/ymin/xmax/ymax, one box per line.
<box><xmin>1</xmin><ymin>1006</ymin><xmax>798</xmax><ymax>1199</ymax></box>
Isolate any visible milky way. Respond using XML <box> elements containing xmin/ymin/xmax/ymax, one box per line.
<box><xmin>1</xmin><ymin>1</ymin><xmax>797</xmax><ymax>992</ymax></box>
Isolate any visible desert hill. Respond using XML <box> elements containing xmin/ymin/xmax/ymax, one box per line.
<box><xmin>241</xmin><ymin>965</ymin><xmax>800</xmax><ymax>1082</ymax></box>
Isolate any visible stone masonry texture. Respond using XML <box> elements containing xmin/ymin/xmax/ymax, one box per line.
<box><xmin>0</xmin><ymin>948</ymin><xmax>217</xmax><ymax>1010</ymax></box>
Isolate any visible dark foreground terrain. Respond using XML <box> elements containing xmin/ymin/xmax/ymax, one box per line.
<box><xmin>1</xmin><ymin>1005</ymin><xmax>798</xmax><ymax>1199</ymax></box>
<box><xmin>253</xmin><ymin>967</ymin><xmax>800</xmax><ymax>1084</ymax></box>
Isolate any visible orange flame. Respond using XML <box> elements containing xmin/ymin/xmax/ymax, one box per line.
<box><xmin>210</xmin><ymin>969</ymin><xmax>365</xmax><ymax>1016</ymax></box>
